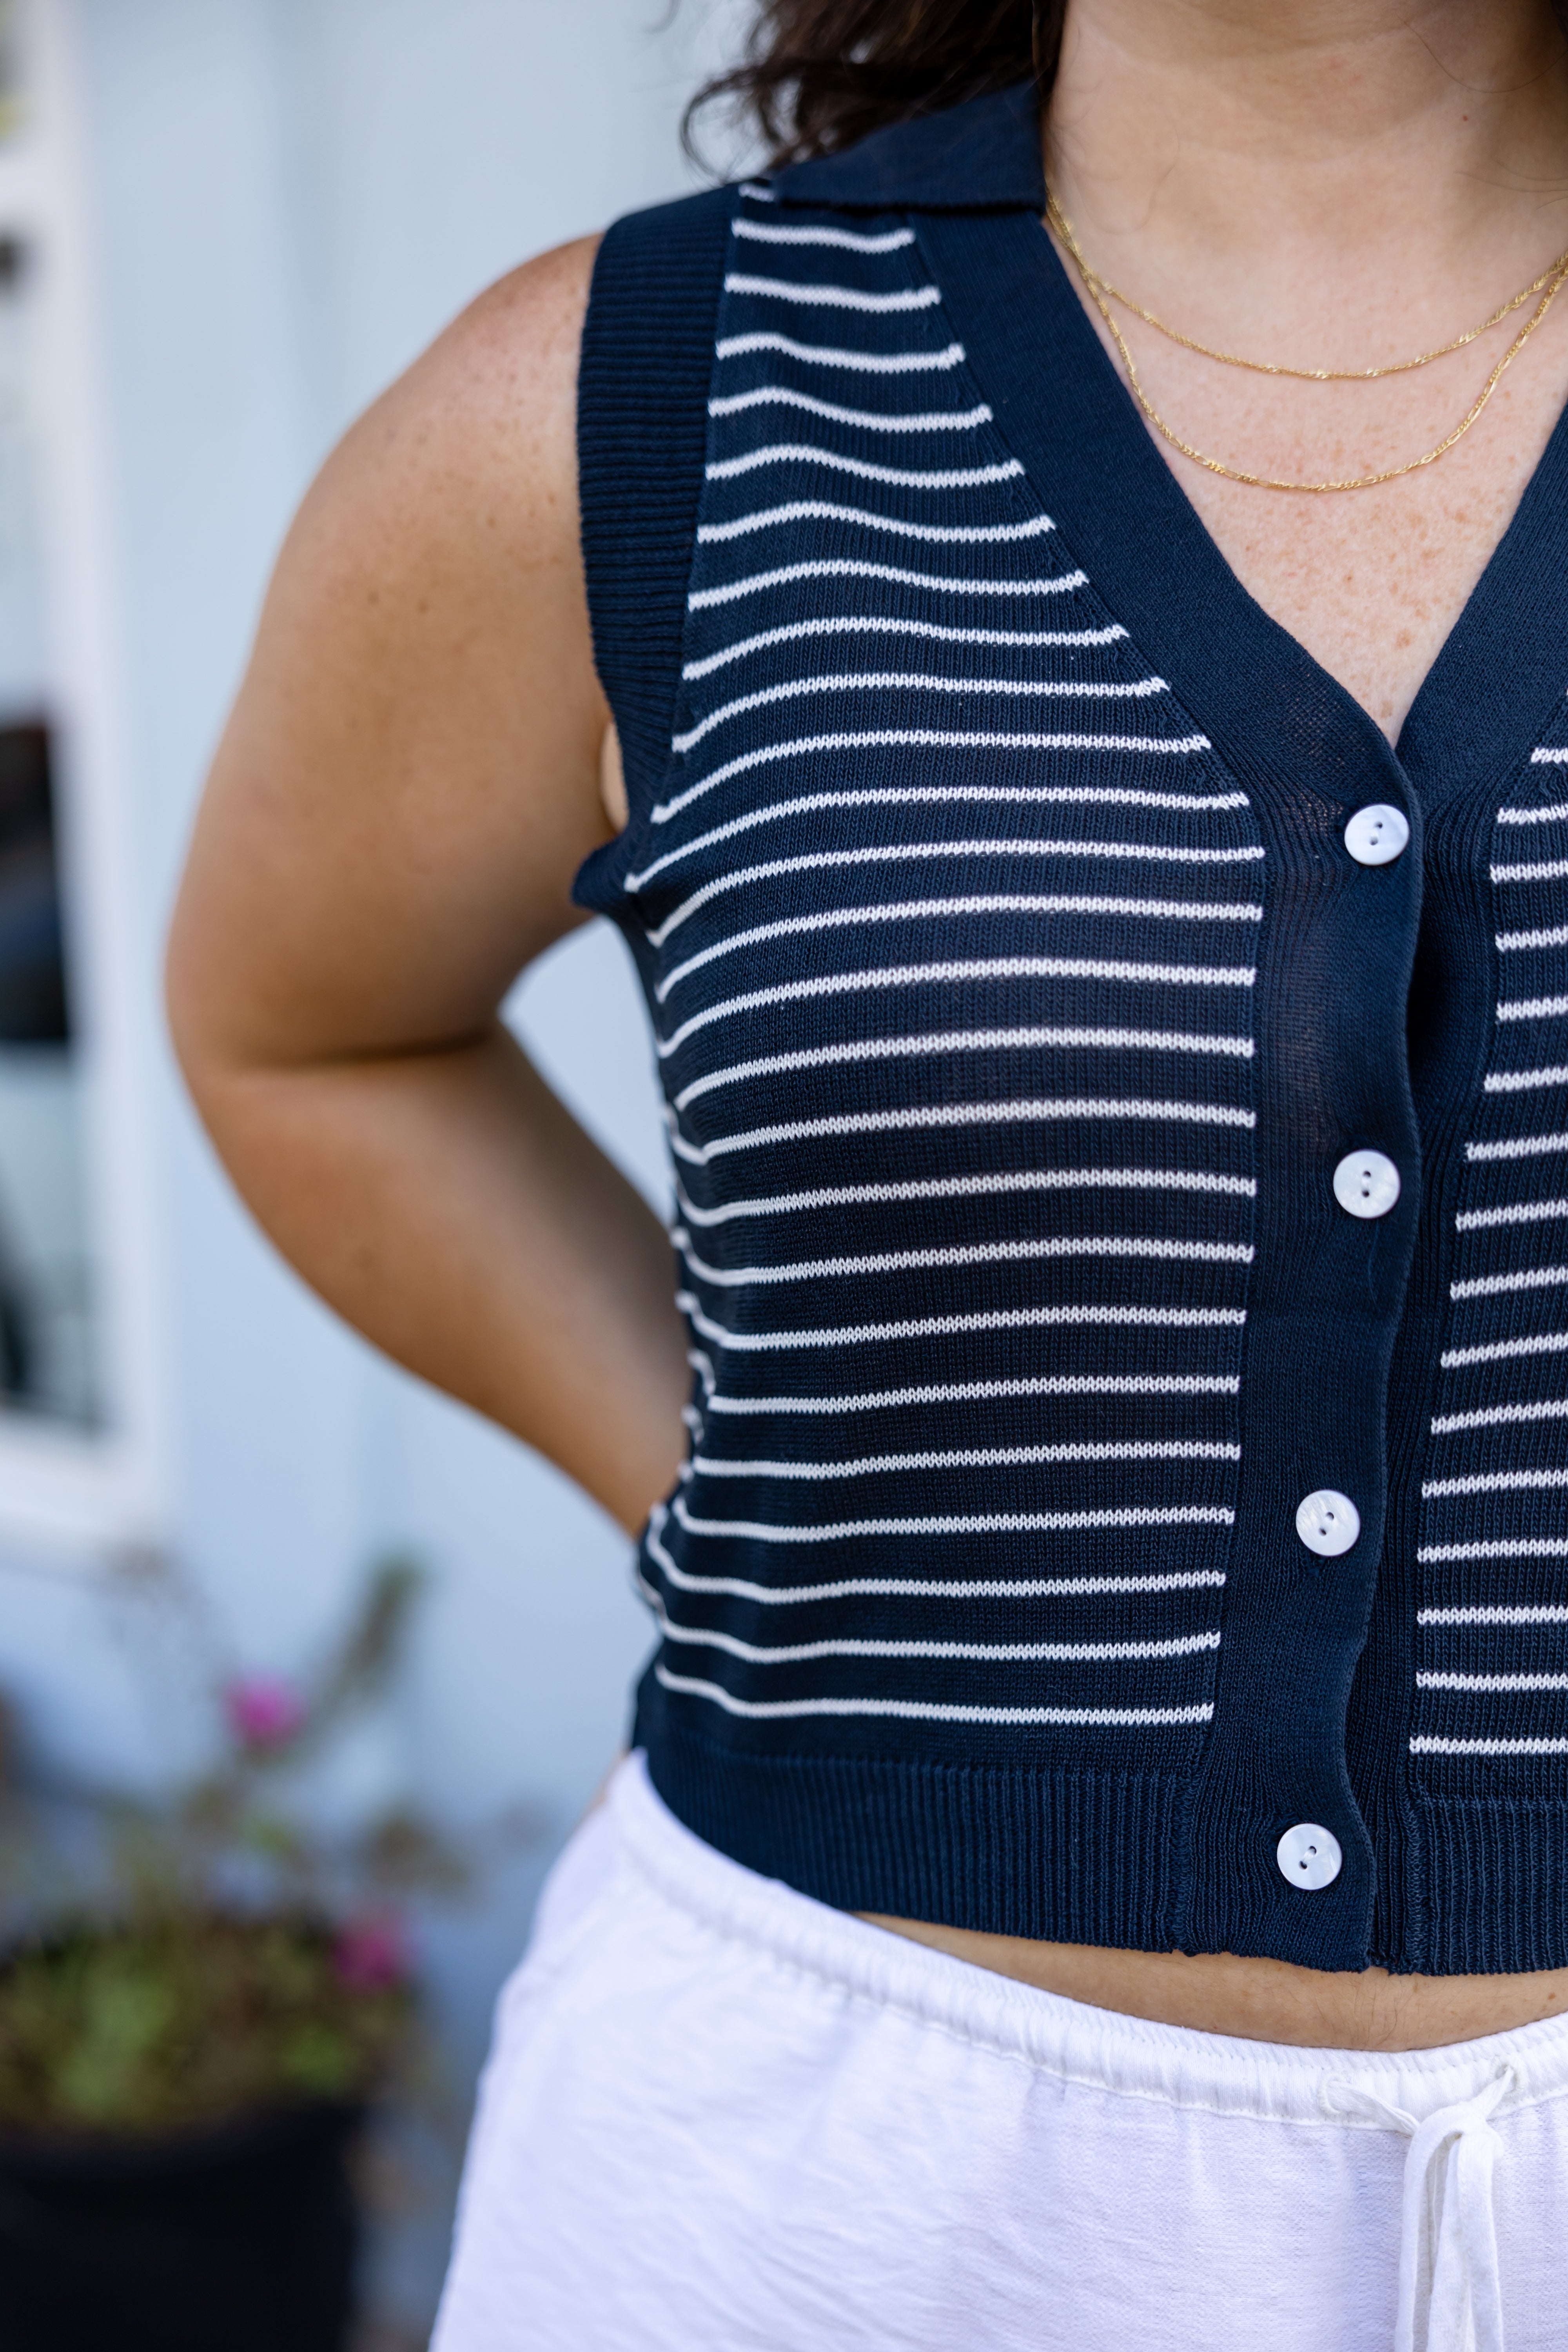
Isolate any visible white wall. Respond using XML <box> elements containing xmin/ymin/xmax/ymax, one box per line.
<box><xmin>0</xmin><ymin>0</ymin><xmax>748</xmax><ymax>2329</ymax></box>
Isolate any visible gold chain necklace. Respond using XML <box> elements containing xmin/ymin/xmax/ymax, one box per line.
<box><xmin>1045</xmin><ymin>188</ymin><xmax>1568</xmax><ymax>494</ymax></box>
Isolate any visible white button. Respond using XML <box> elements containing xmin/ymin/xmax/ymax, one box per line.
<box><xmin>1296</xmin><ymin>1488</ymin><xmax>1361</xmax><ymax>1557</ymax></box>
<box><xmin>1332</xmin><ymin>1149</ymin><xmax>1401</xmax><ymax>1220</ymax></box>
<box><xmin>1344</xmin><ymin>804</ymin><xmax>1409</xmax><ymax>866</ymax></box>
<box><xmin>1277</xmin><ymin>1822</ymin><xmax>1343</xmax><ymax>1891</ymax></box>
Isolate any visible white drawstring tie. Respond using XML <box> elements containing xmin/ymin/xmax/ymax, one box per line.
<box><xmin>1327</xmin><ymin>2063</ymin><xmax>1514</xmax><ymax>2352</ymax></box>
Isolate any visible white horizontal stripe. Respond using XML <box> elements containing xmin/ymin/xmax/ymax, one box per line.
<box><xmin>1492</xmin><ymin>859</ymin><xmax>1568</xmax><ymax>882</ymax></box>
<box><xmin>1419</xmin><ymin>1604</ymin><xmax>1568</xmax><ymax>1624</ymax></box>
<box><xmin>654</xmin><ymin>1665</ymin><xmax>1214</xmax><ymax>1727</ymax></box>
<box><xmin>1417</xmin><ymin>1673</ymin><xmax>1568</xmax><ymax>1692</ymax></box>
<box><xmin>1432</xmin><ymin>1397</ymin><xmax>1568</xmax><ymax>1434</ymax></box>
<box><xmin>678</xmin><ymin>1231</ymin><xmax>1253</xmax><ymax>1286</ymax></box>
<box><xmin>672</xmin><ymin>1495</ymin><xmax>1234</xmax><ymax>1542</ymax></box>
<box><xmin>645</xmin><ymin>1514</ymin><xmax>1227</xmax><ymax>1604</ymax></box>
<box><xmin>644</xmin><ymin>777</ymin><xmax>1238</xmax><ymax>846</ymax></box>
<box><xmin>1497</xmin><ymin>926</ymin><xmax>1568</xmax><ymax>953</ymax></box>
<box><xmin>1466</xmin><ymin>1130</ymin><xmax>1568</xmax><ymax>1162</ymax></box>
<box><xmin>737</xmin><ymin>182</ymin><xmax>777</xmax><ymax>202</ymax></box>
<box><xmin>678</xmin><ymin>1292</ymin><xmax>1247</xmax><ymax>1351</ymax></box>
<box><xmin>1442</xmin><ymin>1329</ymin><xmax>1568</xmax><ymax>1367</ymax></box>
<box><xmin>708</xmin><ymin>386</ymin><xmax>990</xmax><ymax>430</ymax></box>
<box><xmin>670</xmin><ymin>670</ymin><xmax>1169</xmax><ymax>755</ymax></box>
<box><xmin>670</xmin><ymin>1096</ymin><xmax>1256</xmax><ymax>1169</ymax></box>
<box><xmin>708</xmin><ymin>1373</ymin><xmax>1241</xmax><ymax>1413</ymax></box>
<box><xmin>1456</xmin><ymin>1197</ymin><xmax>1568</xmax><ymax>1230</ymax></box>
<box><xmin>1450</xmin><ymin>1262</ymin><xmax>1568</xmax><ymax>1299</ymax></box>
<box><xmin>1498</xmin><ymin>801</ymin><xmax>1568</xmax><ymax>823</ymax></box>
<box><xmin>1484</xmin><ymin>1065</ymin><xmax>1568</xmax><ymax>1094</ymax></box>
<box><xmin>645</xmin><ymin>1590</ymin><xmax>1220</xmax><ymax>1667</ymax></box>
<box><xmin>632</xmin><ymin>793</ymin><xmax>1249</xmax><ymax>893</ymax></box>
<box><xmin>731</xmin><ymin>219</ymin><xmax>914</xmax><ymax>252</ymax></box>
<box><xmin>724</xmin><ymin>271</ymin><xmax>943</xmax><ymax>312</ymax></box>
<box><xmin>1530</xmin><ymin>748</ymin><xmax>1568</xmax><ymax>765</ymax></box>
<box><xmin>657</xmin><ymin>897</ymin><xmax>1258</xmax><ymax>996</ymax></box>
<box><xmin>692</xmin><ymin>1441</ymin><xmax>1240</xmax><ymax>1477</ymax></box>
<box><xmin>675</xmin><ymin>1024</ymin><xmax>1254</xmax><ymax>1113</ymax></box>
<box><xmin>715</xmin><ymin>331</ymin><xmax>965</xmax><ymax>372</ymax></box>
<box><xmin>684</xmin><ymin>1029</ymin><xmax>1243</xmax><ymax>1119</ymax></box>
<box><xmin>1417</xmin><ymin>1539</ymin><xmax>1568</xmax><ymax>1561</ymax></box>
<box><xmin>652</xmin><ymin>762</ymin><xmax>1229</xmax><ymax>843</ymax></box>
<box><xmin>1410</xmin><ymin>1737</ymin><xmax>1568</xmax><ymax>1754</ymax></box>
<box><xmin>648</xmin><ymin>1610</ymin><xmax>1221</xmax><ymax>1671</ymax></box>
<box><xmin>706</xmin><ymin>445</ymin><xmax>1022</xmax><ymax>488</ymax></box>
<box><xmin>690</xmin><ymin>557</ymin><xmax>1085</xmax><ymax>610</ymax></box>
<box><xmin>1421</xmin><ymin>1467</ymin><xmax>1568</xmax><ymax>1496</ymax></box>
<box><xmin>675</xmin><ymin>1165</ymin><xmax>1255</xmax><ymax>1227</ymax></box>
<box><xmin>1495</xmin><ymin>998</ymin><xmax>1568</xmax><ymax>1022</ymax></box>
<box><xmin>683</xmin><ymin>615</ymin><xmax>1126</xmax><ymax>681</ymax></box>
<box><xmin>698</xmin><ymin>499</ymin><xmax>1056</xmax><ymax>547</ymax></box>
<box><xmin>652</xmin><ymin>853</ymin><xmax>1261</xmax><ymax>947</ymax></box>
<box><xmin>657</xmin><ymin>956</ymin><xmax>1256</xmax><ymax>1053</ymax></box>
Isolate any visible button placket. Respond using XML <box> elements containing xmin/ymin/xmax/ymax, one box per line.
<box><xmin>1086</xmin><ymin>689</ymin><xmax>1422</xmax><ymax>1958</ymax></box>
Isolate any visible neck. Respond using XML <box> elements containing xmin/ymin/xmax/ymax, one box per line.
<box><xmin>1046</xmin><ymin>2</ymin><xmax>1568</xmax><ymax>314</ymax></box>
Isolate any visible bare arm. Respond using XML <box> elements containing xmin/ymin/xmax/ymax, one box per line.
<box><xmin>165</xmin><ymin>237</ymin><xmax>688</xmax><ymax>1535</ymax></box>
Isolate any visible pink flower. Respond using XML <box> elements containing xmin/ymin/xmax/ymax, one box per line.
<box><xmin>224</xmin><ymin>1675</ymin><xmax>306</xmax><ymax>1754</ymax></box>
<box><xmin>333</xmin><ymin>1913</ymin><xmax>409</xmax><ymax>1993</ymax></box>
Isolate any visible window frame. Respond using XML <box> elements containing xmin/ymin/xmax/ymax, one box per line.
<box><xmin>0</xmin><ymin>0</ymin><xmax>169</xmax><ymax>1556</ymax></box>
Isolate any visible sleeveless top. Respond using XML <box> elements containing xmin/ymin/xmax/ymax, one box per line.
<box><xmin>572</xmin><ymin>82</ymin><xmax>1568</xmax><ymax>1976</ymax></box>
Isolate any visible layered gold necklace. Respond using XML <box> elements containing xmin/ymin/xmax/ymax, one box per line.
<box><xmin>1045</xmin><ymin>187</ymin><xmax>1568</xmax><ymax>494</ymax></box>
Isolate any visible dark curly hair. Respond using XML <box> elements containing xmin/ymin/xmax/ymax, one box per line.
<box><xmin>688</xmin><ymin>0</ymin><xmax>1063</xmax><ymax>170</ymax></box>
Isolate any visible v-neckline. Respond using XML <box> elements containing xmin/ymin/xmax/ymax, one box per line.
<box><xmin>918</xmin><ymin>208</ymin><xmax>1568</xmax><ymax>818</ymax></box>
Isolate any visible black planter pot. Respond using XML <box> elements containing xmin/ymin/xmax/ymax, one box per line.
<box><xmin>0</xmin><ymin>2100</ymin><xmax>362</xmax><ymax>2352</ymax></box>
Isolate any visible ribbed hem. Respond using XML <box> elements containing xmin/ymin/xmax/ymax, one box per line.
<box><xmin>640</xmin><ymin>1715</ymin><xmax>1189</xmax><ymax>1950</ymax></box>
<box><xmin>1414</xmin><ymin>1797</ymin><xmax>1568</xmax><ymax>1976</ymax></box>
<box><xmin>644</xmin><ymin>1727</ymin><xmax>1568</xmax><ymax>1973</ymax></box>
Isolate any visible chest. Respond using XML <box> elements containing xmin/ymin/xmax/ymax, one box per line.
<box><xmin>1063</xmin><ymin>271</ymin><xmax>1568</xmax><ymax>744</ymax></box>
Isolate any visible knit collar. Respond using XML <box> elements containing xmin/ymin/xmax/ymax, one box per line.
<box><xmin>768</xmin><ymin>81</ymin><xmax>1044</xmax><ymax>214</ymax></box>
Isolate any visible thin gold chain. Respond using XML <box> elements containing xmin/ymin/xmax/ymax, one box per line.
<box><xmin>1045</xmin><ymin>189</ymin><xmax>1568</xmax><ymax>494</ymax></box>
<box><xmin>1045</xmin><ymin>197</ymin><xmax>1568</xmax><ymax>382</ymax></box>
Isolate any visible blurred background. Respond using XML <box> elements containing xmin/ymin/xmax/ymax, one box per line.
<box><xmin>0</xmin><ymin>0</ymin><xmax>750</xmax><ymax>2339</ymax></box>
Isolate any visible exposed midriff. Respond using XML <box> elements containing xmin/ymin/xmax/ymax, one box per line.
<box><xmin>862</xmin><ymin>1918</ymin><xmax>1568</xmax><ymax>2051</ymax></box>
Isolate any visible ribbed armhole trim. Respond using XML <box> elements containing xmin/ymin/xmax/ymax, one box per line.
<box><xmin>574</xmin><ymin>184</ymin><xmax>735</xmax><ymax>911</ymax></box>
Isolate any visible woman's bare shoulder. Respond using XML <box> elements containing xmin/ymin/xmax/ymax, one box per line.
<box><xmin>169</xmin><ymin>237</ymin><xmax>615</xmax><ymax>1073</ymax></box>
<box><xmin>296</xmin><ymin>230</ymin><xmax>603</xmax><ymax>599</ymax></box>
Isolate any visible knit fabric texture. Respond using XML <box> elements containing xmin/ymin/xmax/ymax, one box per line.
<box><xmin>572</xmin><ymin>85</ymin><xmax>1568</xmax><ymax>1974</ymax></box>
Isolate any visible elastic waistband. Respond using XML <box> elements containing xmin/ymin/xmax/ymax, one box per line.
<box><xmin>611</xmin><ymin>1751</ymin><xmax>1568</xmax><ymax>2129</ymax></box>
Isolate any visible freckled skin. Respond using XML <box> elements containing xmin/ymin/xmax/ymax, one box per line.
<box><xmin>1062</xmin><ymin>352</ymin><xmax>1568</xmax><ymax>745</ymax></box>
<box><xmin>1039</xmin><ymin>2</ymin><xmax>1568</xmax><ymax>748</ymax></box>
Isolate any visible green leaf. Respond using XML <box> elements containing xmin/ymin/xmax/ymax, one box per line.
<box><xmin>278</xmin><ymin>2020</ymin><xmax>360</xmax><ymax>2097</ymax></box>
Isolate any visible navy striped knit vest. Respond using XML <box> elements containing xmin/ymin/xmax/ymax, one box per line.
<box><xmin>573</xmin><ymin>82</ymin><xmax>1568</xmax><ymax>1975</ymax></box>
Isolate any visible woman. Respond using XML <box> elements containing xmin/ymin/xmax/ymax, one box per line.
<box><xmin>167</xmin><ymin>2</ymin><xmax>1568</xmax><ymax>2345</ymax></box>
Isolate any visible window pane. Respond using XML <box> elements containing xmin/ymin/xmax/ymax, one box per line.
<box><xmin>0</xmin><ymin>238</ymin><xmax>101</xmax><ymax>1431</ymax></box>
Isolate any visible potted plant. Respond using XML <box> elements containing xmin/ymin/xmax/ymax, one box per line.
<box><xmin>0</xmin><ymin>1557</ymin><xmax>477</xmax><ymax>2352</ymax></box>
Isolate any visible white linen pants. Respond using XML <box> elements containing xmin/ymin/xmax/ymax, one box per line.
<box><xmin>432</xmin><ymin>1754</ymin><xmax>1568</xmax><ymax>2352</ymax></box>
